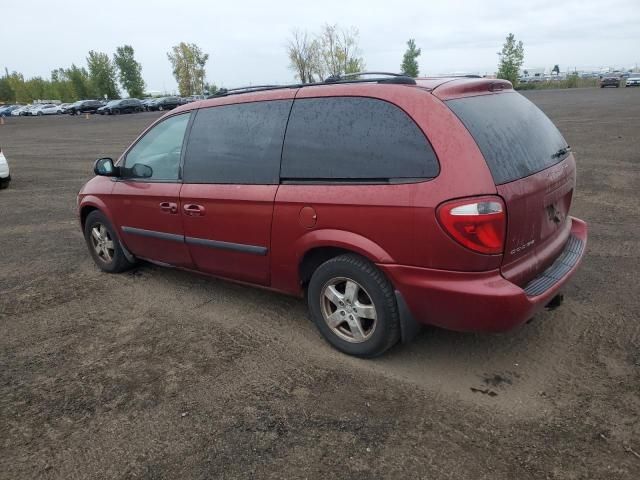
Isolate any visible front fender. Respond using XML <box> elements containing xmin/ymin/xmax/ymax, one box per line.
<box><xmin>78</xmin><ymin>195</ymin><xmax>115</xmax><ymax>227</ymax></box>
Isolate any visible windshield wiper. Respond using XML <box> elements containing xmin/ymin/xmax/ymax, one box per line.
<box><xmin>552</xmin><ymin>146</ymin><xmax>571</xmax><ymax>159</ymax></box>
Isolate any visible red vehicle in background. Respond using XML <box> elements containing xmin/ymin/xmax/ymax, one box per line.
<box><xmin>78</xmin><ymin>73</ymin><xmax>587</xmax><ymax>357</ymax></box>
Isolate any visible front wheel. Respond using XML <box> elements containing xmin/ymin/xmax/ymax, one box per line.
<box><xmin>307</xmin><ymin>254</ymin><xmax>400</xmax><ymax>357</ymax></box>
<box><xmin>84</xmin><ymin>210</ymin><xmax>135</xmax><ymax>273</ymax></box>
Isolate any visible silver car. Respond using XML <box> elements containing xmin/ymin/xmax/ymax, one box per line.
<box><xmin>625</xmin><ymin>73</ymin><xmax>640</xmax><ymax>87</ymax></box>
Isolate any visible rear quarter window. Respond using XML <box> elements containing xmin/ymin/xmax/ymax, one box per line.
<box><xmin>446</xmin><ymin>92</ymin><xmax>568</xmax><ymax>185</ymax></box>
<box><xmin>281</xmin><ymin>96</ymin><xmax>439</xmax><ymax>181</ymax></box>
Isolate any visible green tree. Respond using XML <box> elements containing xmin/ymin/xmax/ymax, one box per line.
<box><xmin>552</xmin><ymin>64</ymin><xmax>560</xmax><ymax>75</ymax></box>
<box><xmin>87</xmin><ymin>51</ymin><xmax>119</xmax><ymax>99</ymax></box>
<box><xmin>0</xmin><ymin>69</ymin><xmax>14</xmax><ymax>102</ymax></box>
<box><xmin>497</xmin><ymin>33</ymin><xmax>524</xmax><ymax>85</ymax></box>
<box><xmin>113</xmin><ymin>45</ymin><xmax>145</xmax><ymax>98</ymax></box>
<box><xmin>400</xmin><ymin>39</ymin><xmax>421</xmax><ymax>77</ymax></box>
<box><xmin>317</xmin><ymin>24</ymin><xmax>365</xmax><ymax>78</ymax></box>
<box><xmin>287</xmin><ymin>29</ymin><xmax>321</xmax><ymax>83</ymax></box>
<box><xmin>6</xmin><ymin>72</ymin><xmax>29</xmax><ymax>103</ymax></box>
<box><xmin>66</xmin><ymin>64</ymin><xmax>92</xmax><ymax>100</ymax></box>
<box><xmin>167</xmin><ymin>42</ymin><xmax>209</xmax><ymax>96</ymax></box>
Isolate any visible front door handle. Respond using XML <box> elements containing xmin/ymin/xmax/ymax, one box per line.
<box><xmin>159</xmin><ymin>202</ymin><xmax>178</xmax><ymax>214</ymax></box>
<box><xmin>183</xmin><ymin>204</ymin><xmax>205</xmax><ymax>217</ymax></box>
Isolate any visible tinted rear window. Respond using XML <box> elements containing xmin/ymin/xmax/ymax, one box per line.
<box><xmin>281</xmin><ymin>97</ymin><xmax>439</xmax><ymax>181</ymax></box>
<box><xmin>183</xmin><ymin>100</ymin><xmax>292</xmax><ymax>184</ymax></box>
<box><xmin>447</xmin><ymin>93</ymin><xmax>568</xmax><ymax>184</ymax></box>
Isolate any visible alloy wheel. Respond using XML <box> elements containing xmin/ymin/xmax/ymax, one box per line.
<box><xmin>90</xmin><ymin>223</ymin><xmax>115</xmax><ymax>263</ymax></box>
<box><xmin>320</xmin><ymin>277</ymin><xmax>377</xmax><ymax>343</ymax></box>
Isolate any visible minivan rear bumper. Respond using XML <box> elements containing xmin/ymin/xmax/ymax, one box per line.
<box><xmin>379</xmin><ymin>217</ymin><xmax>587</xmax><ymax>332</ymax></box>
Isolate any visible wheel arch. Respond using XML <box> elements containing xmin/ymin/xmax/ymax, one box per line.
<box><xmin>79</xmin><ymin>196</ymin><xmax>114</xmax><ymax>229</ymax></box>
<box><xmin>295</xmin><ymin>229</ymin><xmax>395</xmax><ymax>287</ymax></box>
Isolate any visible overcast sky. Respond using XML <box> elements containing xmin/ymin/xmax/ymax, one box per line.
<box><xmin>3</xmin><ymin>0</ymin><xmax>639</xmax><ymax>93</ymax></box>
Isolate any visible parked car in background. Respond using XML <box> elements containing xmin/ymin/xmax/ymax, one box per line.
<box><xmin>23</xmin><ymin>105</ymin><xmax>40</xmax><ymax>116</ymax></box>
<box><xmin>13</xmin><ymin>105</ymin><xmax>38</xmax><ymax>116</ymax></box>
<box><xmin>147</xmin><ymin>96</ymin><xmax>181</xmax><ymax>111</ymax></box>
<box><xmin>67</xmin><ymin>100</ymin><xmax>104</xmax><ymax>115</ymax></box>
<box><xmin>57</xmin><ymin>103</ymin><xmax>73</xmax><ymax>113</ymax></box>
<box><xmin>600</xmin><ymin>75</ymin><xmax>621</xmax><ymax>88</ymax></box>
<box><xmin>625</xmin><ymin>73</ymin><xmax>640</xmax><ymax>87</ymax></box>
<box><xmin>183</xmin><ymin>95</ymin><xmax>206</xmax><ymax>103</ymax></box>
<box><xmin>0</xmin><ymin>105</ymin><xmax>21</xmax><ymax>116</ymax></box>
<box><xmin>140</xmin><ymin>98</ymin><xmax>156</xmax><ymax>111</ymax></box>
<box><xmin>78</xmin><ymin>74</ymin><xmax>587</xmax><ymax>357</ymax></box>
<box><xmin>11</xmin><ymin>106</ymin><xmax>27</xmax><ymax>116</ymax></box>
<box><xmin>32</xmin><ymin>104</ymin><xmax>60</xmax><ymax>116</ymax></box>
<box><xmin>0</xmin><ymin>148</ymin><xmax>10</xmax><ymax>189</ymax></box>
<box><xmin>98</xmin><ymin>98</ymin><xmax>143</xmax><ymax>115</ymax></box>
<box><xmin>59</xmin><ymin>103</ymin><xmax>76</xmax><ymax>114</ymax></box>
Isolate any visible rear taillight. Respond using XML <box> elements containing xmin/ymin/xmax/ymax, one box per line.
<box><xmin>437</xmin><ymin>196</ymin><xmax>506</xmax><ymax>255</ymax></box>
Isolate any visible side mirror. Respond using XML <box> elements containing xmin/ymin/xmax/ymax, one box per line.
<box><xmin>131</xmin><ymin>163</ymin><xmax>153</xmax><ymax>178</ymax></box>
<box><xmin>94</xmin><ymin>157</ymin><xmax>117</xmax><ymax>176</ymax></box>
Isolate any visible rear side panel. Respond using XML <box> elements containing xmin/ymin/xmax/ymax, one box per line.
<box><xmin>444</xmin><ymin>90</ymin><xmax>576</xmax><ymax>287</ymax></box>
<box><xmin>269</xmin><ymin>84</ymin><xmax>500</xmax><ymax>295</ymax></box>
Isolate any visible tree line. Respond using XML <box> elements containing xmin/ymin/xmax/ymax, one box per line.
<box><xmin>0</xmin><ymin>46</ymin><xmax>145</xmax><ymax>103</ymax></box>
<box><xmin>0</xmin><ymin>42</ymin><xmax>213</xmax><ymax>104</ymax></box>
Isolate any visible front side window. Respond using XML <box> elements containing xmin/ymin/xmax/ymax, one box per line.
<box><xmin>123</xmin><ymin>113</ymin><xmax>191</xmax><ymax>181</ymax></box>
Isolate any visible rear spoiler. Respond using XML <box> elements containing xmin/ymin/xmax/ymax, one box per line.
<box><xmin>431</xmin><ymin>78</ymin><xmax>513</xmax><ymax>101</ymax></box>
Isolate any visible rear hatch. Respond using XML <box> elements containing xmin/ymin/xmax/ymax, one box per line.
<box><xmin>445</xmin><ymin>91</ymin><xmax>574</xmax><ymax>287</ymax></box>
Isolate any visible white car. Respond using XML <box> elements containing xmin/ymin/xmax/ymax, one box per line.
<box><xmin>31</xmin><ymin>104</ymin><xmax>60</xmax><ymax>116</ymax></box>
<box><xmin>626</xmin><ymin>73</ymin><xmax>640</xmax><ymax>87</ymax></box>
<box><xmin>0</xmin><ymin>148</ymin><xmax>10</xmax><ymax>189</ymax></box>
<box><xmin>11</xmin><ymin>105</ymin><xmax>30</xmax><ymax>116</ymax></box>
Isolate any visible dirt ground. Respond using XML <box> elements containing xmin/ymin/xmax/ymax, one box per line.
<box><xmin>1</xmin><ymin>88</ymin><xmax>639</xmax><ymax>479</ymax></box>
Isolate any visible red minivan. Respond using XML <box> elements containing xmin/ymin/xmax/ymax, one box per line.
<box><xmin>78</xmin><ymin>74</ymin><xmax>587</xmax><ymax>357</ymax></box>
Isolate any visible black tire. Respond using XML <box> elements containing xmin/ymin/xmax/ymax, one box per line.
<box><xmin>0</xmin><ymin>177</ymin><xmax>10</xmax><ymax>189</ymax></box>
<box><xmin>113</xmin><ymin>109</ymin><xmax>120</xmax><ymax>115</ymax></box>
<box><xmin>307</xmin><ymin>253</ymin><xmax>400</xmax><ymax>357</ymax></box>
<box><xmin>83</xmin><ymin>210</ymin><xmax>134</xmax><ymax>273</ymax></box>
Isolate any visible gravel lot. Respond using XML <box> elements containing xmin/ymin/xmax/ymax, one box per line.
<box><xmin>1</xmin><ymin>88</ymin><xmax>639</xmax><ymax>479</ymax></box>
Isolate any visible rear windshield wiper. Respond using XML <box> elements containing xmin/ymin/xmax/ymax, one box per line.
<box><xmin>552</xmin><ymin>146</ymin><xmax>571</xmax><ymax>159</ymax></box>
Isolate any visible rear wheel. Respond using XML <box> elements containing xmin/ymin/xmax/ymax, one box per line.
<box><xmin>84</xmin><ymin>210</ymin><xmax>134</xmax><ymax>273</ymax></box>
<box><xmin>307</xmin><ymin>254</ymin><xmax>400</xmax><ymax>357</ymax></box>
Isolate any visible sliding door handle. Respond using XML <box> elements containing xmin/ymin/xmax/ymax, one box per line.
<box><xmin>183</xmin><ymin>204</ymin><xmax>205</xmax><ymax>217</ymax></box>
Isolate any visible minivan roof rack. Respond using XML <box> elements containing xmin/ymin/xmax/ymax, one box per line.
<box><xmin>324</xmin><ymin>72</ymin><xmax>417</xmax><ymax>84</ymax></box>
<box><xmin>208</xmin><ymin>72</ymin><xmax>417</xmax><ymax>98</ymax></box>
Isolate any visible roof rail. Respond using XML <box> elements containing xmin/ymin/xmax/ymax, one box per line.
<box><xmin>325</xmin><ymin>71</ymin><xmax>416</xmax><ymax>84</ymax></box>
<box><xmin>211</xmin><ymin>85</ymin><xmax>283</xmax><ymax>97</ymax></box>
<box><xmin>207</xmin><ymin>72</ymin><xmax>417</xmax><ymax>99</ymax></box>
<box><xmin>424</xmin><ymin>74</ymin><xmax>483</xmax><ymax>79</ymax></box>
